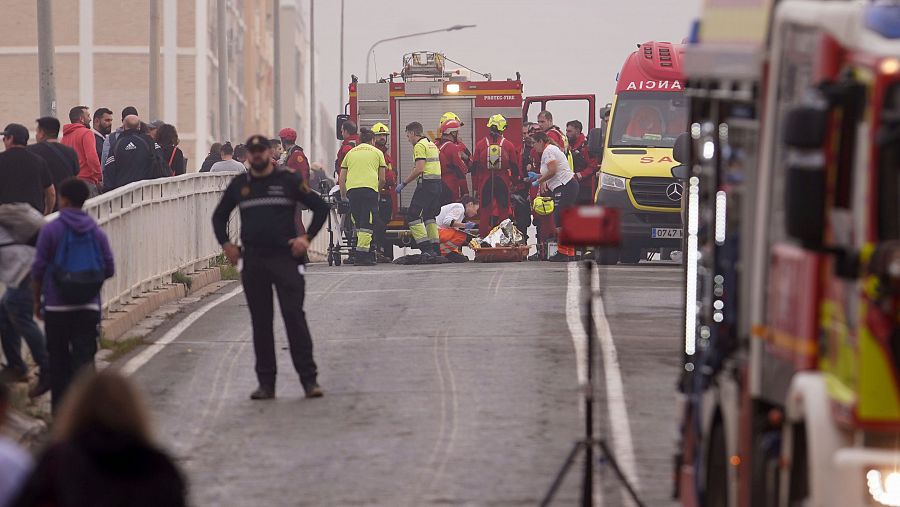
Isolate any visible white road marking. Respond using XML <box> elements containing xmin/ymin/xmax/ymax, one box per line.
<box><xmin>121</xmin><ymin>286</ymin><xmax>244</xmax><ymax>376</ymax></box>
<box><xmin>591</xmin><ymin>266</ymin><xmax>641</xmax><ymax>504</ymax></box>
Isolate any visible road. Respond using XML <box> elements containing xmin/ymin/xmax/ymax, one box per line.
<box><xmin>119</xmin><ymin>261</ymin><xmax>683</xmax><ymax>506</ymax></box>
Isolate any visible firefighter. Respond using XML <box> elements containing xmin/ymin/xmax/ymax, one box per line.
<box><xmin>212</xmin><ymin>135</ymin><xmax>329</xmax><ymax>400</ymax></box>
<box><xmin>339</xmin><ymin>128</ymin><xmax>385</xmax><ymax>266</ymax></box>
<box><xmin>437</xmin><ymin>119</ymin><xmax>469</xmax><ymax>205</ymax></box>
<box><xmin>566</xmin><ymin>120</ymin><xmax>598</xmax><ymax>204</ymax></box>
<box><xmin>396</xmin><ymin>122</ymin><xmax>445</xmax><ymax>263</ymax></box>
<box><xmin>531</xmin><ymin>131</ymin><xmax>579</xmax><ymax>262</ymax></box>
<box><xmin>512</xmin><ymin>123</ymin><xmax>537</xmax><ymax>241</ymax></box>
<box><xmin>335</xmin><ymin>120</ymin><xmax>359</xmax><ymax>177</ymax></box>
<box><xmin>473</xmin><ymin>114</ymin><xmax>519</xmax><ymax>234</ymax></box>
<box><xmin>372</xmin><ymin>122</ymin><xmax>396</xmax><ymax>262</ymax></box>
<box><xmin>439</xmin><ymin>111</ymin><xmax>472</xmax><ymax>175</ymax></box>
<box><xmin>279</xmin><ymin>127</ymin><xmax>310</xmax><ymax>182</ymax></box>
<box><xmin>436</xmin><ymin>195</ymin><xmax>480</xmax><ymax>263</ymax></box>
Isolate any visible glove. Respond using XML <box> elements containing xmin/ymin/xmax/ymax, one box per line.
<box><xmin>464</xmin><ymin>222</ymin><xmax>476</xmax><ymax>230</ymax></box>
<box><xmin>527</xmin><ymin>171</ymin><xmax>539</xmax><ymax>181</ymax></box>
<box><xmin>532</xmin><ymin>180</ymin><xmax>540</xmax><ymax>187</ymax></box>
<box><xmin>396</xmin><ymin>182</ymin><xmax>406</xmax><ymax>194</ymax></box>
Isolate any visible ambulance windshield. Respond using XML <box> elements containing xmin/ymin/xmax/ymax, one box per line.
<box><xmin>608</xmin><ymin>92</ymin><xmax>687</xmax><ymax>148</ymax></box>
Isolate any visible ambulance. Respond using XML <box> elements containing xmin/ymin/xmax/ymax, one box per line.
<box><xmin>594</xmin><ymin>41</ymin><xmax>687</xmax><ymax>264</ymax></box>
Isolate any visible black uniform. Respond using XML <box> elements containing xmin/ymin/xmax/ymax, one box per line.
<box><xmin>212</xmin><ymin>168</ymin><xmax>329</xmax><ymax>392</ymax></box>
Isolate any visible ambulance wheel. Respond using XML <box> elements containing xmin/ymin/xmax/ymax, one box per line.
<box><xmin>595</xmin><ymin>247</ymin><xmax>619</xmax><ymax>265</ymax></box>
<box><xmin>618</xmin><ymin>247</ymin><xmax>642</xmax><ymax>265</ymax></box>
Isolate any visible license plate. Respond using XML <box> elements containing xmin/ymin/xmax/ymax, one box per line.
<box><xmin>652</xmin><ymin>228</ymin><xmax>683</xmax><ymax>239</ymax></box>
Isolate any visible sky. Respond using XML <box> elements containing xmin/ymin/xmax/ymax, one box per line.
<box><xmin>310</xmin><ymin>0</ymin><xmax>703</xmax><ymax>134</ymax></box>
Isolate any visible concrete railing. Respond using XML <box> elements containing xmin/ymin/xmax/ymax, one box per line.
<box><xmin>84</xmin><ymin>173</ymin><xmax>329</xmax><ymax>313</ymax></box>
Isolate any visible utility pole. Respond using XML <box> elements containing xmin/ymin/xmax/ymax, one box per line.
<box><xmin>149</xmin><ymin>0</ymin><xmax>161</xmax><ymax>121</ymax></box>
<box><xmin>273</xmin><ymin>0</ymin><xmax>281</xmax><ymax>133</ymax></box>
<box><xmin>339</xmin><ymin>0</ymin><xmax>345</xmax><ymax>112</ymax></box>
<box><xmin>36</xmin><ymin>0</ymin><xmax>57</xmax><ymax>117</ymax></box>
<box><xmin>217</xmin><ymin>0</ymin><xmax>229</xmax><ymax>141</ymax></box>
<box><xmin>309</xmin><ymin>0</ymin><xmax>316</xmax><ymax>154</ymax></box>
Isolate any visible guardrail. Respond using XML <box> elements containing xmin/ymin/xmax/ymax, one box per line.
<box><xmin>84</xmin><ymin>173</ymin><xmax>329</xmax><ymax>314</ymax></box>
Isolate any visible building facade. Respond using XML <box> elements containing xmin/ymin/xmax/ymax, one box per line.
<box><xmin>0</xmin><ymin>0</ymin><xmax>309</xmax><ymax>171</ymax></box>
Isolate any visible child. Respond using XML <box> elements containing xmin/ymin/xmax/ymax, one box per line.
<box><xmin>31</xmin><ymin>178</ymin><xmax>114</xmax><ymax>411</ymax></box>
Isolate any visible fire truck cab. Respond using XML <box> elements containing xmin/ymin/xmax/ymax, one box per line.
<box><xmin>676</xmin><ymin>1</ymin><xmax>900</xmax><ymax>506</ymax></box>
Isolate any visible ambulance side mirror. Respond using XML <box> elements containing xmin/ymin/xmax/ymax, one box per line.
<box><xmin>335</xmin><ymin>114</ymin><xmax>350</xmax><ymax>141</ymax></box>
<box><xmin>673</xmin><ymin>133</ymin><xmax>691</xmax><ymax>164</ymax></box>
<box><xmin>782</xmin><ymin>104</ymin><xmax>828</xmax><ymax>249</ymax></box>
<box><xmin>587</xmin><ymin>127</ymin><xmax>605</xmax><ymax>160</ymax></box>
<box><xmin>671</xmin><ymin>165</ymin><xmax>690</xmax><ymax>180</ymax></box>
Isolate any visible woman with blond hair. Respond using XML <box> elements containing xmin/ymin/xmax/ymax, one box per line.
<box><xmin>11</xmin><ymin>370</ymin><xmax>186</xmax><ymax>507</ymax></box>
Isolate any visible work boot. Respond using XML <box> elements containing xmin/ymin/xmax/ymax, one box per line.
<box><xmin>445</xmin><ymin>251</ymin><xmax>469</xmax><ymax>263</ymax></box>
<box><xmin>0</xmin><ymin>366</ymin><xmax>28</xmax><ymax>384</ymax></box>
<box><xmin>375</xmin><ymin>252</ymin><xmax>392</xmax><ymax>264</ymax></box>
<box><xmin>250</xmin><ymin>385</ymin><xmax>275</xmax><ymax>400</ymax></box>
<box><xmin>419</xmin><ymin>249</ymin><xmax>437</xmax><ymax>264</ymax></box>
<box><xmin>304</xmin><ymin>384</ymin><xmax>324</xmax><ymax>399</ymax></box>
<box><xmin>28</xmin><ymin>374</ymin><xmax>51</xmax><ymax>398</ymax></box>
<box><xmin>344</xmin><ymin>252</ymin><xmax>356</xmax><ymax>265</ymax></box>
<box><xmin>433</xmin><ymin>255</ymin><xmax>449</xmax><ymax>265</ymax></box>
<box><xmin>527</xmin><ymin>252</ymin><xmax>543</xmax><ymax>262</ymax></box>
<box><xmin>355</xmin><ymin>252</ymin><xmax>376</xmax><ymax>266</ymax></box>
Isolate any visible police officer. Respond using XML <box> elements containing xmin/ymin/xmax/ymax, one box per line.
<box><xmin>339</xmin><ymin>128</ymin><xmax>385</xmax><ymax>266</ymax></box>
<box><xmin>396</xmin><ymin>122</ymin><xmax>445</xmax><ymax>263</ymax></box>
<box><xmin>212</xmin><ymin>135</ymin><xmax>329</xmax><ymax>400</ymax></box>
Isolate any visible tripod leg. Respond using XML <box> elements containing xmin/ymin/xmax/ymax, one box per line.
<box><xmin>540</xmin><ymin>442</ymin><xmax>585</xmax><ymax>507</ymax></box>
<box><xmin>596</xmin><ymin>439</ymin><xmax>645</xmax><ymax>507</ymax></box>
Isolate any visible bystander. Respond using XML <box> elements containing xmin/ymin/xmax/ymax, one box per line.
<box><xmin>60</xmin><ymin>106</ymin><xmax>102</xmax><ymax>196</ymax></box>
<box><xmin>157</xmin><ymin>124</ymin><xmax>185</xmax><ymax>176</ymax></box>
<box><xmin>199</xmin><ymin>142</ymin><xmax>222</xmax><ymax>173</ymax></box>
<box><xmin>90</xmin><ymin>108</ymin><xmax>113</xmax><ymax>164</ymax></box>
<box><xmin>210</xmin><ymin>143</ymin><xmax>246</xmax><ymax>173</ymax></box>
<box><xmin>101</xmin><ymin>106</ymin><xmax>138</xmax><ymax>167</ymax></box>
<box><xmin>102</xmin><ymin>115</ymin><xmax>166</xmax><ymax>190</ymax></box>
<box><xmin>28</xmin><ymin>117</ymin><xmax>79</xmax><ymax>212</ymax></box>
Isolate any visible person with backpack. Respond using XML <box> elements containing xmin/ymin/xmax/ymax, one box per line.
<box><xmin>31</xmin><ymin>178</ymin><xmax>115</xmax><ymax>412</ymax></box>
<box><xmin>102</xmin><ymin>115</ymin><xmax>167</xmax><ymax>191</ymax></box>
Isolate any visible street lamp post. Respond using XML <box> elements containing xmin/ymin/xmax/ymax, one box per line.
<box><xmin>365</xmin><ymin>24</ymin><xmax>476</xmax><ymax>82</ymax></box>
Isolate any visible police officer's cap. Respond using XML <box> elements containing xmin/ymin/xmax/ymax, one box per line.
<box><xmin>245</xmin><ymin>135</ymin><xmax>271</xmax><ymax>150</ymax></box>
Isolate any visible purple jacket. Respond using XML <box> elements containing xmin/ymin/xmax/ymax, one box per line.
<box><xmin>32</xmin><ymin>208</ymin><xmax>115</xmax><ymax>310</ymax></box>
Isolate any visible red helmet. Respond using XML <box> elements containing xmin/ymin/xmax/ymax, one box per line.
<box><xmin>439</xmin><ymin>119</ymin><xmax>461</xmax><ymax>135</ymax></box>
<box><xmin>278</xmin><ymin>127</ymin><xmax>297</xmax><ymax>142</ymax></box>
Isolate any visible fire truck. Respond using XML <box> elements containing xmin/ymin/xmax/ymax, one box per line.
<box><xmin>594</xmin><ymin>41</ymin><xmax>688</xmax><ymax>264</ymax></box>
<box><xmin>675</xmin><ymin>1</ymin><xmax>900</xmax><ymax>506</ymax></box>
<box><xmin>338</xmin><ymin>51</ymin><xmax>598</xmax><ymax>252</ymax></box>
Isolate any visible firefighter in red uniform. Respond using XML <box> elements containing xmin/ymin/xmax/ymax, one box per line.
<box><xmin>436</xmin><ymin>119</ymin><xmax>469</xmax><ymax>205</ymax></box>
<box><xmin>372</xmin><ymin>122</ymin><xmax>396</xmax><ymax>261</ymax></box>
<box><xmin>473</xmin><ymin>114</ymin><xmax>518</xmax><ymax>233</ymax></box>
<box><xmin>280</xmin><ymin>127</ymin><xmax>311</xmax><ymax>182</ymax></box>
<box><xmin>566</xmin><ymin>120</ymin><xmax>598</xmax><ymax>204</ymax></box>
<box><xmin>335</xmin><ymin>121</ymin><xmax>359</xmax><ymax>178</ymax></box>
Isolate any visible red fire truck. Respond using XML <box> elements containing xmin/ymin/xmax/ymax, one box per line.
<box><xmin>338</xmin><ymin>51</ymin><xmax>597</xmax><ymax>253</ymax></box>
<box><xmin>676</xmin><ymin>1</ymin><xmax>900</xmax><ymax>506</ymax></box>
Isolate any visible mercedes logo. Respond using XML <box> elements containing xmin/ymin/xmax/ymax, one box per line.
<box><xmin>666</xmin><ymin>182</ymin><xmax>684</xmax><ymax>201</ymax></box>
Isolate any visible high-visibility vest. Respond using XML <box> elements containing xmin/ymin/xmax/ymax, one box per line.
<box><xmin>415</xmin><ymin>137</ymin><xmax>441</xmax><ymax>180</ymax></box>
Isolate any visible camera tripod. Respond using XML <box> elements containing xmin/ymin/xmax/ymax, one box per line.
<box><xmin>540</xmin><ymin>260</ymin><xmax>645</xmax><ymax>507</ymax></box>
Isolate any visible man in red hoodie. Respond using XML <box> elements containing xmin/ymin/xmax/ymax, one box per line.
<box><xmin>61</xmin><ymin>106</ymin><xmax>102</xmax><ymax>196</ymax></box>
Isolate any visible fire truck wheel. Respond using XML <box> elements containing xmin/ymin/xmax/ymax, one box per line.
<box><xmin>618</xmin><ymin>247</ymin><xmax>642</xmax><ymax>265</ymax></box>
<box><xmin>704</xmin><ymin>419</ymin><xmax>729</xmax><ymax>507</ymax></box>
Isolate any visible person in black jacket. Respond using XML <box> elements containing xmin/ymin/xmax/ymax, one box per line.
<box><xmin>199</xmin><ymin>142</ymin><xmax>223</xmax><ymax>173</ymax></box>
<box><xmin>11</xmin><ymin>370</ymin><xmax>187</xmax><ymax>507</ymax></box>
<box><xmin>212</xmin><ymin>135</ymin><xmax>329</xmax><ymax>400</ymax></box>
<box><xmin>102</xmin><ymin>115</ymin><xmax>165</xmax><ymax>191</ymax></box>
<box><xmin>157</xmin><ymin>123</ymin><xmax>185</xmax><ymax>175</ymax></box>
<box><xmin>28</xmin><ymin>117</ymin><xmax>79</xmax><ymax>212</ymax></box>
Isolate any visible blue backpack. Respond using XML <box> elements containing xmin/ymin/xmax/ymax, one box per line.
<box><xmin>51</xmin><ymin>226</ymin><xmax>106</xmax><ymax>304</ymax></box>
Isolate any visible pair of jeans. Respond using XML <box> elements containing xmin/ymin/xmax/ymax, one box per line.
<box><xmin>241</xmin><ymin>250</ymin><xmax>317</xmax><ymax>390</ymax></box>
<box><xmin>0</xmin><ymin>276</ymin><xmax>49</xmax><ymax>374</ymax></box>
<box><xmin>44</xmin><ymin>310</ymin><xmax>99</xmax><ymax>412</ymax></box>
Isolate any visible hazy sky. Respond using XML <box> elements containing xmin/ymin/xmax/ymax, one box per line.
<box><xmin>311</xmin><ymin>0</ymin><xmax>702</xmax><ymax>130</ymax></box>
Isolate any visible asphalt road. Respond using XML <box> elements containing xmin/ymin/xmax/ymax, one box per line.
<box><xmin>119</xmin><ymin>260</ymin><xmax>683</xmax><ymax>506</ymax></box>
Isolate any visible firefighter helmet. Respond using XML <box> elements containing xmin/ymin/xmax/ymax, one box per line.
<box><xmin>372</xmin><ymin>122</ymin><xmax>390</xmax><ymax>135</ymax></box>
<box><xmin>487</xmin><ymin>114</ymin><xmax>508</xmax><ymax>132</ymax></box>
<box><xmin>533</xmin><ymin>196</ymin><xmax>555</xmax><ymax>216</ymax></box>
<box><xmin>440</xmin><ymin>112</ymin><xmax>461</xmax><ymax>126</ymax></box>
<box><xmin>278</xmin><ymin>127</ymin><xmax>297</xmax><ymax>142</ymax></box>
<box><xmin>439</xmin><ymin>119</ymin><xmax>461</xmax><ymax>135</ymax></box>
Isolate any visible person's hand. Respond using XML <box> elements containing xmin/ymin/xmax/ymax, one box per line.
<box><xmin>289</xmin><ymin>235</ymin><xmax>310</xmax><ymax>257</ymax></box>
<box><xmin>539</xmin><ymin>181</ymin><xmax>550</xmax><ymax>194</ymax></box>
<box><xmin>33</xmin><ymin>302</ymin><xmax>42</xmax><ymax>321</ymax></box>
<box><xmin>223</xmin><ymin>243</ymin><xmax>241</xmax><ymax>266</ymax></box>
<box><xmin>396</xmin><ymin>182</ymin><xmax>406</xmax><ymax>194</ymax></box>
<box><xmin>464</xmin><ymin>222</ymin><xmax>476</xmax><ymax>230</ymax></box>
<box><xmin>532</xmin><ymin>179</ymin><xmax>540</xmax><ymax>188</ymax></box>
